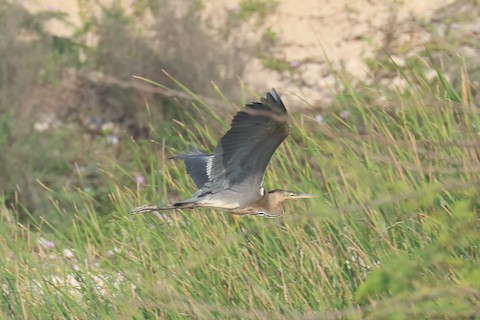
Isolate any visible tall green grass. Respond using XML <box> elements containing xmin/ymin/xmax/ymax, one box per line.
<box><xmin>1</xmin><ymin>67</ymin><xmax>480</xmax><ymax>319</ymax></box>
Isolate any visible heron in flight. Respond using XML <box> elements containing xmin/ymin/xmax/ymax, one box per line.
<box><xmin>133</xmin><ymin>89</ymin><xmax>314</xmax><ymax>218</ymax></box>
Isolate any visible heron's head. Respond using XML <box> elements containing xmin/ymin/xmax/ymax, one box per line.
<box><xmin>257</xmin><ymin>190</ymin><xmax>315</xmax><ymax>218</ymax></box>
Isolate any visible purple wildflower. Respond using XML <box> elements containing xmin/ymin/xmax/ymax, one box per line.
<box><xmin>135</xmin><ymin>175</ymin><xmax>145</xmax><ymax>185</ymax></box>
<box><xmin>340</xmin><ymin>111</ymin><xmax>350</xmax><ymax>119</ymax></box>
<box><xmin>289</xmin><ymin>60</ymin><xmax>301</xmax><ymax>69</ymax></box>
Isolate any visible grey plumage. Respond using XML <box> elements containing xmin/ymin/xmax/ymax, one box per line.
<box><xmin>171</xmin><ymin>88</ymin><xmax>288</xmax><ymax>210</ymax></box>
<box><xmin>170</xmin><ymin>148</ymin><xmax>213</xmax><ymax>189</ymax></box>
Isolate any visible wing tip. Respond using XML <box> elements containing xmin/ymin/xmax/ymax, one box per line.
<box><xmin>243</xmin><ymin>88</ymin><xmax>287</xmax><ymax>115</ymax></box>
<box><xmin>266</xmin><ymin>88</ymin><xmax>284</xmax><ymax>106</ymax></box>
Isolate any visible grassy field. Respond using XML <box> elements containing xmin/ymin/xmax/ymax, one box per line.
<box><xmin>1</xmin><ymin>66</ymin><xmax>480</xmax><ymax>319</ymax></box>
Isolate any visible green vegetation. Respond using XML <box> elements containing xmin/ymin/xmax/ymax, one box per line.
<box><xmin>237</xmin><ymin>0</ymin><xmax>279</xmax><ymax>21</ymax></box>
<box><xmin>1</xmin><ymin>1</ymin><xmax>480</xmax><ymax>319</ymax></box>
<box><xmin>0</xmin><ymin>0</ymin><xmax>246</xmax><ymax>225</ymax></box>
<box><xmin>260</xmin><ymin>55</ymin><xmax>291</xmax><ymax>71</ymax></box>
<box><xmin>2</xmin><ymin>65</ymin><xmax>480</xmax><ymax>318</ymax></box>
<box><xmin>263</xmin><ymin>26</ymin><xmax>278</xmax><ymax>43</ymax></box>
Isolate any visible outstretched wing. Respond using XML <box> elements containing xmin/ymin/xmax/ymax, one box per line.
<box><xmin>208</xmin><ymin>89</ymin><xmax>289</xmax><ymax>195</ymax></box>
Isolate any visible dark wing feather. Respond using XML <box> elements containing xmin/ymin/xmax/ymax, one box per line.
<box><xmin>171</xmin><ymin>148</ymin><xmax>213</xmax><ymax>188</ymax></box>
<box><xmin>209</xmin><ymin>89</ymin><xmax>289</xmax><ymax>194</ymax></box>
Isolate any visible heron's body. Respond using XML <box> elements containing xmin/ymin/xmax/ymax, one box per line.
<box><xmin>170</xmin><ymin>187</ymin><xmax>287</xmax><ymax>217</ymax></box>
<box><xmin>134</xmin><ymin>89</ymin><xmax>314</xmax><ymax>218</ymax></box>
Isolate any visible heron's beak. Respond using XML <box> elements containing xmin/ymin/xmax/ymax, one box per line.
<box><xmin>290</xmin><ymin>192</ymin><xmax>317</xmax><ymax>199</ymax></box>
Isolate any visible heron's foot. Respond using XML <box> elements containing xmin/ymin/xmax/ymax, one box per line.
<box><xmin>132</xmin><ymin>204</ymin><xmax>176</xmax><ymax>214</ymax></box>
<box><xmin>132</xmin><ymin>205</ymin><xmax>160</xmax><ymax>214</ymax></box>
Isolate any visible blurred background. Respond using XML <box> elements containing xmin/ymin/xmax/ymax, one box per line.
<box><xmin>1</xmin><ymin>0</ymin><xmax>479</xmax><ymax>223</ymax></box>
<box><xmin>2</xmin><ymin>1</ymin><xmax>480</xmax><ymax>317</ymax></box>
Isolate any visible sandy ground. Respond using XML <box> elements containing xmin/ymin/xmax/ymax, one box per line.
<box><xmin>24</xmin><ymin>0</ymin><xmax>455</xmax><ymax>105</ymax></box>
<box><xmin>205</xmin><ymin>0</ymin><xmax>452</xmax><ymax>75</ymax></box>
<box><xmin>204</xmin><ymin>0</ymin><xmax>454</xmax><ymax>105</ymax></box>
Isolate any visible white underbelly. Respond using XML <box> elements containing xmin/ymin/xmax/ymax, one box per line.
<box><xmin>197</xmin><ymin>198</ymin><xmax>240</xmax><ymax>209</ymax></box>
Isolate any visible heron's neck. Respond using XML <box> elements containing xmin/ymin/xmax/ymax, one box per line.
<box><xmin>264</xmin><ymin>193</ymin><xmax>284</xmax><ymax>216</ymax></box>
